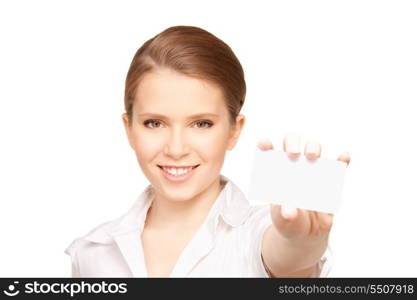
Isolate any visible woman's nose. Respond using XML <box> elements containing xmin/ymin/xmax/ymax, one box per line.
<box><xmin>163</xmin><ymin>129</ymin><xmax>190</xmax><ymax>159</ymax></box>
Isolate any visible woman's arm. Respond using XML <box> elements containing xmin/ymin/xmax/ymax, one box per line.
<box><xmin>261</xmin><ymin>221</ymin><xmax>327</xmax><ymax>277</ymax></box>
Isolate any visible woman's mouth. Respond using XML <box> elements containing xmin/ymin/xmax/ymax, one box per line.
<box><xmin>157</xmin><ymin>164</ymin><xmax>200</xmax><ymax>183</ymax></box>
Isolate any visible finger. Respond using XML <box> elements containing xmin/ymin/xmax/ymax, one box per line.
<box><xmin>337</xmin><ymin>151</ymin><xmax>351</xmax><ymax>167</ymax></box>
<box><xmin>316</xmin><ymin>211</ymin><xmax>334</xmax><ymax>231</ymax></box>
<box><xmin>271</xmin><ymin>204</ymin><xmax>298</xmax><ymax>224</ymax></box>
<box><xmin>304</xmin><ymin>140</ymin><xmax>322</xmax><ymax>160</ymax></box>
<box><xmin>257</xmin><ymin>139</ymin><xmax>274</xmax><ymax>151</ymax></box>
<box><xmin>281</xmin><ymin>205</ymin><xmax>298</xmax><ymax>220</ymax></box>
<box><xmin>271</xmin><ymin>204</ymin><xmax>310</xmax><ymax>237</ymax></box>
<box><xmin>283</xmin><ymin>133</ymin><xmax>301</xmax><ymax>159</ymax></box>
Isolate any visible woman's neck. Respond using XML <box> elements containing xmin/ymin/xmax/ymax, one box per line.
<box><xmin>145</xmin><ymin>177</ymin><xmax>224</xmax><ymax>231</ymax></box>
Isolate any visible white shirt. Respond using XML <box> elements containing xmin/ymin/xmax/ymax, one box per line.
<box><xmin>64</xmin><ymin>174</ymin><xmax>332</xmax><ymax>277</ymax></box>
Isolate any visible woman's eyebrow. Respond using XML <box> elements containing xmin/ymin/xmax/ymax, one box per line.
<box><xmin>137</xmin><ymin>113</ymin><xmax>219</xmax><ymax>119</ymax></box>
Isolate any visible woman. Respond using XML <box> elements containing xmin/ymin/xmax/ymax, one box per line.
<box><xmin>65</xmin><ymin>25</ymin><xmax>350</xmax><ymax>277</ymax></box>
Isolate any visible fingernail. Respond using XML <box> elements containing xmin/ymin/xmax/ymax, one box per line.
<box><xmin>257</xmin><ymin>139</ymin><xmax>273</xmax><ymax>150</ymax></box>
<box><xmin>305</xmin><ymin>141</ymin><xmax>321</xmax><ymax>153</ymax></box>
<box><xmin>281</xmin><ymin>205</ymin><xmax>298</xmax><ymax>219</ymax></box>
<box><xmin>285</xmin><ymin>134</ymin><xmax>301</xmax><ymax>154</ymax></box>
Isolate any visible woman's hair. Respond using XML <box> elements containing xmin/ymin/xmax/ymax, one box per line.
<box><xmin>124</xmin><ymin>25</ymin><xmax>246</xmax><ymax>128</ymax></box>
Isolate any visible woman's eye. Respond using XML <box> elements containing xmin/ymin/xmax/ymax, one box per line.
<box><xmin>143</xmin><ymin>119</ymin><xmax>213</xmax><ymax>129</ymax></box>
<box><xmin>194</xmin><ymin>120</ymin><xmax>213</xmax><ymax>128</ymax></box>
<box><xmin>143</xmin><ymin>119</ymin><xmax>162</xmax><ymax>128</ymax></box>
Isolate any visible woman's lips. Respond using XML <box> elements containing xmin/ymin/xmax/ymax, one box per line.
<box><xmin>157</xmin><ymin>164</ymin><xmax>200</xmax><ymax>183</ymax></box>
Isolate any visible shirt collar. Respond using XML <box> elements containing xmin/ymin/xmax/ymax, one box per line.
<box><xmin>83</xmin><ymin>174</ymin><xmax>251</xmax><ymax>244</ymax></box>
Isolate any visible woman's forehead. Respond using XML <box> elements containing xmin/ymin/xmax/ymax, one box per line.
<box><xmin>134</xmin><ymin>71</ymin><xmax>226</xmax><ymax>114</ymax></box>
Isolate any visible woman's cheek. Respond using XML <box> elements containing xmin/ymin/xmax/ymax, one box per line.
<box><xmin>195</xmin><ymin>128</ymin><xmax>228</xmax><ymax>148</ymax></box>
<box><xmin>194</xmin><ymin>131</ymin><xmax>229</xmax><ymax>159</ymax></box>
<box><xmin>133</xmin><ymin>131</ymin><xmax>163</xmax><ymax>158</ymax></box>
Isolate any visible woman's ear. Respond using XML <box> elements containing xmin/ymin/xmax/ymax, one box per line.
<box><xmin>122</xmin><ymin>113</ymin><xmax>134</xmax><ymax>149</ymax></box>
<box><xmin>227</xmin><ymin>114</ymin><xmax>245</xmax><ymax>150</ymax></box>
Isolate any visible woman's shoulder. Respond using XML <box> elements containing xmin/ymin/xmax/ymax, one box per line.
<box><xmin>64</xmin><ymin>188</ymin><xmax>152</xmax><ymax>258</ymax></box>
<box><xmin>64</xmin><ymin>216</ymin><xmax>123</xmax><ymax>257</ymax></box>
<box><xmin>63</xmin><ymin>215</ymin><xmax>129</xmax><ymax>277</ymax></box>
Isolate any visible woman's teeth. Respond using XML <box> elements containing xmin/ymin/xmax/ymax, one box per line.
<box><xmin>161</xmin><ymin>166</ymin><xmax>196</xmax><ymax>176</ymax></box>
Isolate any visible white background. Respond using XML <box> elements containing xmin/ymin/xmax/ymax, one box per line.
<box><xmin>0</xmin><ymin>0</ymin><xmax>416</xmax><ymax>277</ymax></box>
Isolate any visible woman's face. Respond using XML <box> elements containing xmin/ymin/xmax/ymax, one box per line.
<box><xmin>122</xmin><ymin>68</ymin><xmax>245</xmax><ymax>202</ymax></box>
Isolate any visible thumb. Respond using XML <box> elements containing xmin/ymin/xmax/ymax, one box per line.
<box><xmin>280</xmin><ymin>205</ymin><xmax>298</xmax><ymax>220</ymax></box>
<box><xmin>257</xmin><ymin>139</ymin><xmax>274</xmax><ymax>151</ymax></box>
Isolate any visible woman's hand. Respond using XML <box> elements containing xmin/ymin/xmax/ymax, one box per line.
<box><xmin>258</xmin><ymin>133</ymin><xmax>350</xmax><ymax>276</ymax></box>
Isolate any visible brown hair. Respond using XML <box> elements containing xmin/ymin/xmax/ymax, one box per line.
<box><xmin>123</xmin><ymin>25</ymin><xmax>246</xmax><ymax>127</ymax></box>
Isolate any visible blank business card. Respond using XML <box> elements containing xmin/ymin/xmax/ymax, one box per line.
<box><xmin>248</xmin><ymin>148</ymin><xmax>347</xmax><ymax>214</ymax></box>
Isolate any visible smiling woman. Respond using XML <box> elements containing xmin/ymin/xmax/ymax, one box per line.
<box><xmin>122</xmin><ymin>67</ymin><xmax>244</xmax><ymax>205</ymax></box>
<box><xmin>64</xmin><ymin>25</ymin><xmax>332</xmax><ymax>278</ymax></box>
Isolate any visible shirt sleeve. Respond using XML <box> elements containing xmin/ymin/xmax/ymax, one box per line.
<box><xmin>64</xmin><ymin>240</ymin><xmax>81</xmax><ymax>277</ymax></box>
<box><xmin>244</xmin><ymin>205</ymin><xmax>274</xmax><ymax>277</ymax></box>
<box><xmin>314</xmin><ymin>244</ymin><xmax>333</xmax><ymax>277</ymax></box>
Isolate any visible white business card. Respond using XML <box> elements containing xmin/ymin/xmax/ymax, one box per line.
<box><xmin>248</xmin><ymin>148</ymin><xmax>347</xmax><ymax>214</ymax></box>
